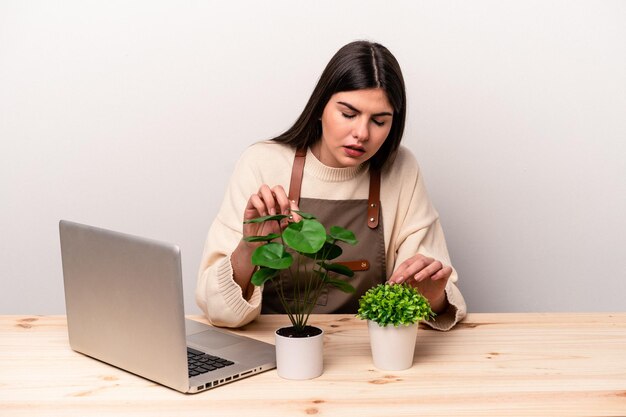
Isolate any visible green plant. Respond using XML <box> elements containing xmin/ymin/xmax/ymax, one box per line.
<box><xmin>244</xmin><ymin>210</ymin><xmax>358</xmax><ymax>335</ymax></box>
<box><xmin>356</xmin><ymin>283</ymin><xmax>434</xmax><ymax>327</ymax></box>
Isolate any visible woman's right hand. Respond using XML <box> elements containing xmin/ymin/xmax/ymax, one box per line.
<box><xmin>232</xmin><ymin>184</ymin><xmax>300</xmax><ymax>299</ymax></box>
<box><xmin>242</xmin><ymin>184</ymin><xmax>300</xmax><ymax>245</ymax></box>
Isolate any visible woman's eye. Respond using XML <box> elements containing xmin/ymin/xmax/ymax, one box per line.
<box><xmin>341</xmin><ymin>113</ymin><xmax>356</xmax><ymax>119</ymax></box>
<box><xmin>372</xmin><ymin>119</ymin><xmax>385</xmax><ymax>127</ymax></box>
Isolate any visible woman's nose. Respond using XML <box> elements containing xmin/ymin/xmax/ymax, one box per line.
<box><xmin>352</xmin><ymin>118</ymin><xmax>369</xmax><ymax>141</ymax></box>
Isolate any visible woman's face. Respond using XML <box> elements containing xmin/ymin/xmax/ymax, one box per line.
<box><xmin>312</xmin><ymin>88</ymin><xmax>394</xmax><ymax>168</ymax></box>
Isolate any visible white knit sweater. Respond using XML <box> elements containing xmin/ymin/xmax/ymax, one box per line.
<box><xmin>196</xmin><ymin>141</ymin><xmax>467</xmax><ymax>330</ymax></box>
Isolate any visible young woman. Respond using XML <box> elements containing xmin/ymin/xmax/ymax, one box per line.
<box><xmin>196</xmin><ymin>41</ymin><xmax>466</xmax><ymax>331</ymax></box>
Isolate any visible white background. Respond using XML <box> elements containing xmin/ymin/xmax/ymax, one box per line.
<box><xmin>1</xmin><ymin>0</ymin><xmax>625</xmax><ymax>314</ymax></box>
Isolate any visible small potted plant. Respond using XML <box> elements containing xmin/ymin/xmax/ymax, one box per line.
<box><xmin>244</xmin><ymin>210</ymin><xmax>357</xmax><ymax>380</ymax></box>
<box><xmin>357</xmin><ymin>283</ymin><xmax>434</xmax><ymax>371</ymax></box>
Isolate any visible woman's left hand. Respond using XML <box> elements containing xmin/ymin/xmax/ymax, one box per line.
<box><xmin>388</xmin><ymin>254</ymin><xmax>452</xmax><ymax>314</ymax></box>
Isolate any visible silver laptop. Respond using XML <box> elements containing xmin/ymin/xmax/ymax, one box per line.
<box><xmin>59</xmin><ymin>220</ymin><xmax>276</xmax><ymax>393</ymax></box>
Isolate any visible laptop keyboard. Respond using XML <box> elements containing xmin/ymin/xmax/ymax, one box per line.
<box><xmin>187</xmin><ymin>347</ymin><xmax>235</xmax><ymax>377</ymax></box>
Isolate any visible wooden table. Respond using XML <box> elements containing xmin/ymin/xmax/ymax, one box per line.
<box><xmin>1</xmin><ymin>314</ymin><xmax>625</xmax><ymax>416</ymax></box>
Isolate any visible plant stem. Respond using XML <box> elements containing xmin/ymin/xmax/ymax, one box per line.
<box><xmin>274</xmin><ymin>219</ymin><xmax>297</xmax><ymax>329</ymax></box>
<box><xmin>302</xmin><ymin>240</ymin><xmax>334</xmax><ymax>326</ymax></box>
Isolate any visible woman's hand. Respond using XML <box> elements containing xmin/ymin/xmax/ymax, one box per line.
<box><xmin>388</xmin><ymin>254</ymin><xmax>452</xmax><ymax>314</ymax></box>
<box><xmin>232</xmin><ymin>184</ymin><xmax>299</xmax><ymax>299</ymax></box>
<box><xmin>242</xmin><ymin>184</ymin><xmax>300</xmax><ymax>245</ymax></box>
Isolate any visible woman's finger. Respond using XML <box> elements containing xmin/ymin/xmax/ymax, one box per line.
<box><xmin>388</xmin><ymin>259</ymin><xmax>412</xmax><ymax>284</ymax></box>
<box><xmin>243</xmin><ymin>193</ymin><xmax>274</xmax><ymax>241</ymax></box>
<box><xmin>413</xmin><ymin>260</ymin><xmax>443</xmax><ymax>282</ymax></box>
<box><xmin>389</xmin><ymin>255</ymin><xmax>436</xmax><ymax>284</ymax></box>
<box><xmin>246</xmin><ymin>193</ymin><xmax>268</xmax><ymax>218</ymax></box>
<box><xmin>257</xmin><ymin>184</ymin><xmax>278</xmax><ymax>215</ymax></box>
<box><xmin>401</xmin><ymin>256</ymin><xmax>434</xmax><ymax>280</ymax></box>
<box><xmin>271</xmin><ymin>185</ymin><xmax>291</xmax><ymax>216</ymax></box>
<box><xmin>289</xmin><ymin>198</ymin><xmax>302</xmax><ymax>222</ymax></box>
<box><xmin>431</xmin><ymin>266</ymin><xmax>453</xmax><ymax>281</ymax></box>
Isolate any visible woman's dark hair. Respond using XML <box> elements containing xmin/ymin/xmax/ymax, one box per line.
<box><xmin>272</xmin><ymin>40</ymin><xmax>406</xmax><ymax>171</ymax></box>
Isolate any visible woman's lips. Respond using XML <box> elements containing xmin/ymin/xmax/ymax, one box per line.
<box><xmin>343</xmin><ymin>145</ymin><xmax>365</xmax><ymax>157</ymax></box>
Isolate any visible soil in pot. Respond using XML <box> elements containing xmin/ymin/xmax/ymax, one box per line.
<box><xmin>276</xmin><ymin>325</ymin><xmax>323</xmax><ymax>338</ymax></box>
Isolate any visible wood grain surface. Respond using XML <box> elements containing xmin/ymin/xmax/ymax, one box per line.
<box><xmin>1</xmin><ymin>313</ymin><xmax>625</xmax><ymax>416</ymax></box>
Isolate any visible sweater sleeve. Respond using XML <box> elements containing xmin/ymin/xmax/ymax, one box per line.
<box><xmin>195</xmin><ymin>147</ymin><xmax>264</xmax><ymax>328</ymax></box>
<box><xmin>390</xmin><ymin>150</ymin><xmax>467</xmax><ymax>331</ymax></box>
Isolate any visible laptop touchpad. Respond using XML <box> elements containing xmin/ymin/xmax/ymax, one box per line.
<box><xmin>187</xmin><ymin>331</ymin><xmax>243</xmax><ymax>350</ymax></box>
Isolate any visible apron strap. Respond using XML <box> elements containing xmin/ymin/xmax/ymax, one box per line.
<box><xmin>288</xmin><ymin>147</ymin><xmax>381</xmax><ymax>229</ymax></box>
<box><xmin>288</xmin><ymin>147</ymin><xmax>307</xmax><ymax>203</ymax></box>
<box><xmin>367</xmin><ymin>168</ymin><xmax>381</xmax><ymax>229</ymax></box>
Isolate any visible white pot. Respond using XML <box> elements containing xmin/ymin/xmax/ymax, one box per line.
<box><xmin>274</xmin><ymin>326</ymin><xmax>324</xmax><ymax>380</ymax></box>
<box><xmin>367</xmin><ymin>320</ymin><xmax>419</xmax><ymax>371</ymax></box>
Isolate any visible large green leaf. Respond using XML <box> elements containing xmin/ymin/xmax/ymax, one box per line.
<box><xmin>243</xmin><ymin>233</ymin><xmax>280</xmax><ymax>243</ymax></box>
<box><xmin>324</xmin><ymin>277</ymin><xmax>356</xmax><ymax>293</ymax></box>
<box><xmin>318</xmin><ymin>262</ymin><xmax>355</xmax><ymax>277</ymax></box>
<box><xmin>282</xmin><ymin>219</ymin><xmax>326</xmax><ymax>254</ymax></box>
<box><xmin>329</xmin><ymin>226</ymin><xmax>358</xmax><ymax>245</ymax></box>
<box><xmin>302</xmin><ymin>242</ymin><xmax>342</xmax><ymax>261</ymax></box>
<box><xmin>251</xmin><ymin>267</ymin><xmax>279</xmax><ymax>286</ymax></box>
<box><xmin>251</xmin><ymin>243</ymin><xmax>293</xmax><ymax>269</ymax></box>
<box><xmin>244</xmin><ymin>214</ymin><xmax>288</xmax><ymax>224</ymax></box>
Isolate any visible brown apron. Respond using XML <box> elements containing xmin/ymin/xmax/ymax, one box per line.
<box><xmin>261</xmin><ymin>148</ymin><xmax>386</xmax><ymax>314</ymax></box>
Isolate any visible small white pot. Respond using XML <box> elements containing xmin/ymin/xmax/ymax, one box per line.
<box><xmin>274</xmin><ymin>326</ymin><xmax>324</xmax><ymax>380</ymax></box>
<box><xmin>367</xmin><ymin>320</ymin><xmax>419</xmax><ymax>371</ymax></box>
